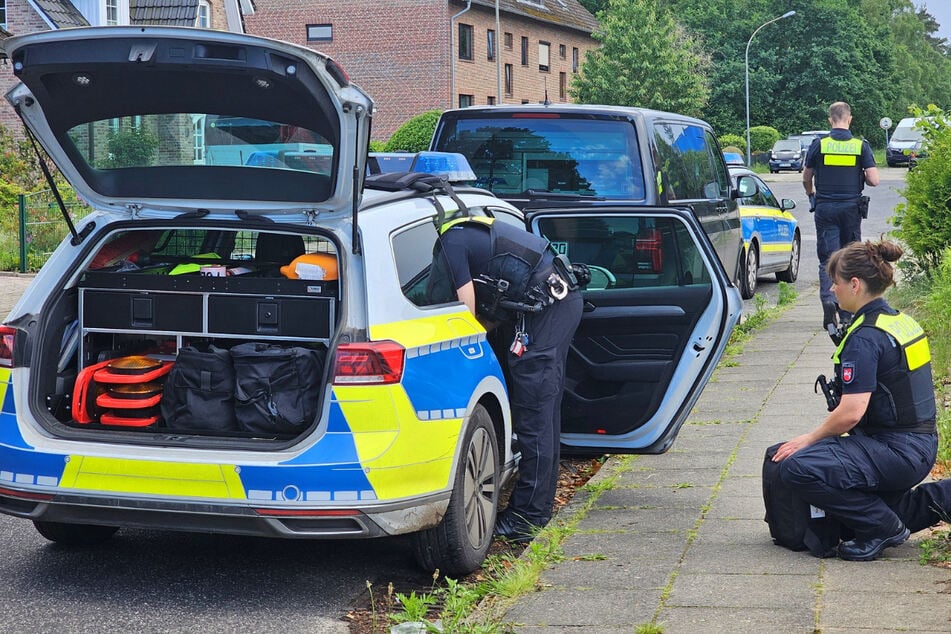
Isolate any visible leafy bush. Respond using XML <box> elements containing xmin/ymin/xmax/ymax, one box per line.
<box><xmin>718</xmin><ymin>134</ymin><xmax>746</xmax><ymax>155</ymax></box>
<box><xmin>368</xmin><ymin>139</ymin><xmax>386</xmax><ymax>152</ymax></box>
<box><xmin>749</xmin><ymin>126</ymin><xmax>781</xmax><ymax>153</ymax></box>
<box><xmin>383</xmin><ymin>110</ymin><xmax>441</xmax><ymax>153</ymax></box>
<box><xmin>892</xmin><ymin>105</ymin><xmax>951</xmax><ymax>272</ymax></box>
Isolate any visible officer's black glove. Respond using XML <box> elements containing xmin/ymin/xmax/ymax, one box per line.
<box><xmin>808</xmin><ymin>193</ymin><xmax>816</xmax><ymax>213</ymax></box>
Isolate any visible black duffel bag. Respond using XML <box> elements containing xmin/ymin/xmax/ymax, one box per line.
<box><xmin>230</xmin><ymin>343</ymin><xmax>325</xmax><ymax>435</ymax></box>
<box><xmin>160</xmin><ymin>345</ymin><xmax>237</xmax><ymax>432</ymax></box>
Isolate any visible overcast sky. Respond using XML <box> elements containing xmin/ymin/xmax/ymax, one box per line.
<box><xmin>914</xmin><ymin>1</ymin><xmax>951</xmax><ymax>41</ymax></box>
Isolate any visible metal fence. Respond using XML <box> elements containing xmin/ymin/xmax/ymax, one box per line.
<box><xmin>15</xmin><ymin>189</ymin><xmax>91</xmax><ymax>273</ymax></box>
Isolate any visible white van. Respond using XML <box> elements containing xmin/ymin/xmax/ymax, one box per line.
<box><xmin>886</xmin><ymin>117</ymin><xmax>925</xmax><ymax>166</ymax></box>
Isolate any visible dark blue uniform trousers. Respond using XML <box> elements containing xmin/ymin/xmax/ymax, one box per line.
<box><xmin>505</xmin><ymin>289</ymin><xmax>583</xmax><ymax>527</ymax></box>
<box><xmin>779</xmin><ymin>431</ymin><xmax>937</xmax><ymax>539</ymax></box>
<box><xmin>814</xmin><ymin>200</ymin><xmax>862</xmax><ymax>305</ymax></box>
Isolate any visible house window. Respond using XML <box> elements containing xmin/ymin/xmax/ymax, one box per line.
<box><xmin>504</xmin><ymin>64</ymin><xmax>513</xmax><ymax>95</ymax></box>
<box><xmin>538</xmin><ymin>42</ymin><xmax>550</xmax><ymax>72</ymax></box>
<box><xmin>559</xmin><ymin>44</ymin><xmax>566</xmax><ymax>60</ymax></box>
<box><xmin>572</xmin><ymin>47</ymin><xmax>579</xmax><ymax>73</ymax></box>
<box><xmin>504</xmin><ymin>32</ymin><xmax>513</xmax><ymax>50</ymax></box>
<box><xmin>487</xmin><ymin>29</ymin><xmax>496</xmax><ymax>61</ymax></box>
<box><xmin>459</xmin><ymin>24</ymin><xmax>473</xmax><ymax>61</ymax></box>
<box><xmin>521</xmin><ymin>37</ymin><xmax>528</xmax><ymax>66</ymax></box>
<box><xmin>0</xmin><ymin>2</ymin><xmax>7</xmax><ymax>29</ymax></box>
<box><xmin>487</xmin><ymin>96</ymin><xmax>496</xmax><ymax>105</ymax></box>
<box><xmin>559</xmin><ymin>72</ymin><xmax>567</xmax><ymax>100</ymax></box>
<box><xmin>106</xmin><ymin>0</ymin><xmax>119</xmax><ymax>25</ymax></box>
<box><xmin>192</xmin><ymin>115</ymin><xmax>206</xmax><ymax>163</ymax></box>
<box><xmin>459</xmin><ymin>94</ymin><xmax>474</xmax><ymax>108</ymax></box>
<box><xmin>306</xmin><ymin>24</ymin><xmax>333</xmax><ymax>42</ymax></box>
<box><xmin>196</xmin><ymin>0</ymin><xmax>210</xmax><ymax>28</ymax></box>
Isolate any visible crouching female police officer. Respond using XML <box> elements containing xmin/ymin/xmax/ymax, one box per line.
<box><xmin>772</xmin><ymin>239</ymin><xmax>937</xmax><ymax>561</ymax></box>
<box><xmin>427</xmin><ymin>215</ymin><xmax>583</xmax><ymax>542</ymax></box>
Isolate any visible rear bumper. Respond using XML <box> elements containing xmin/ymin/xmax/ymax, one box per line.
<box><xmin>0</xmin><ymin>484</ymin><xmax>450</xmax><ymax>538</ymax></box>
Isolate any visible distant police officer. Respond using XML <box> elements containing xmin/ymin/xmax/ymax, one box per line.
<box><xmin>803</xmin><ymin>102</ymin><xmax>879</xmax><ymax>340</ymax></box>
<box><xmin>772</xmin><ymin>240</ymin><xmax>937</xmax><ymax>561</ymax></box>
<box><xmin>428</xmin><ymin>215</ymin><xmax>583</xmax><ymax>541</ymax></box>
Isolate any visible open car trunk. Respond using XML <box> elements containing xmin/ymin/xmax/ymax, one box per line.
<box><xmin>33</xmin><ymin>224</ymin><xmax>340</xmax><ymax>447</ymax></box>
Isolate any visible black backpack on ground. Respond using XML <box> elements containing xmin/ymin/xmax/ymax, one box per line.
<box><xmin>762</xmin><ymin>443</ymin><xmax>847</xmax><ymax>558</ymax></box>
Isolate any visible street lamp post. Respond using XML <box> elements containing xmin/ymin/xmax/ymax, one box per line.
<box><xmin>745</xmin><ymin>11</ymin><xmax>796</xmax><ymax>166</ymax></box>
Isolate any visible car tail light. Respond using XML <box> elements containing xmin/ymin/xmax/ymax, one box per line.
<box><xmin>0</xmin><ymin>325</ymin><xmax>17</xmax><ymax>368</ymax></box>
<box><xmin>332</xmin><ymin>341</ymin><xmax>405</xmax><ymax>385</ymax></box>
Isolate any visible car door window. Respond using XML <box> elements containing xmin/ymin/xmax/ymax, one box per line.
<box><xmin>653</xmin><ymin>123</ymin><xmax>715</xmax><ymax>201</ymax></box>
<box><xmin>538</xmin><ymin>215</ymin><xmax>711</xmax><ymax>290</ymax></box>
<box><xmin>392</xmin><ymin>221</ymin><xmax>442</xmax><ymax>306</ymax></box>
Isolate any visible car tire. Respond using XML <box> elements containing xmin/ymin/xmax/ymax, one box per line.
<box><xmin>740</xmin><ymin>243</ymin><xmax>758</xmax><ymax>299</ymax></box>
<box><xmin>411</xmin><ymin>404</ymin><xmax>499</xmax><ymax>576</ymax></box>
<box><xmin>775</xmin><ymin>232</ymin><xmax>801</xmax><ymax>283</ymax></box>
<box><xmin>33</xmin><ymin>520</ymin><xmax>119</xmax><ymax>546</ymax></box>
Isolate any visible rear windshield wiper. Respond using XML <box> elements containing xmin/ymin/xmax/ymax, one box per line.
<box><xmin>526</xmin><ymin>190</ymin><xmax>605</xmax><ymax>202</ymax></box>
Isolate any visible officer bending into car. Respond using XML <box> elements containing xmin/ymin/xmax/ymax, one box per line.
<box><xmin>802</xmin><ymin>101</ymin><xmax>879</xmax><ymax>341</ymax></box>
<box><xmin>771</xmin><ymin>240</ymin><xmax>939</xmax><ymax>561</ymax></box>
<box><xmin>428</xmin><ymin>213</ymin><xmax>583</xmax><ymax>542</ymax></box>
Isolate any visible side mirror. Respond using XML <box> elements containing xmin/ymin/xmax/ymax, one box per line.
<box><xmin>732</xmin><ymin>174</ymin><xmax>759</xmax><ymax>199</ymax></box>
<box><xmin>781</xmin><ymin>198</ymin><xmax>796</xmax><ymax>211</ymax></box>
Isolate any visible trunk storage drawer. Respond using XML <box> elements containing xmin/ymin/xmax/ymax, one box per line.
<box><xmin>82</xmin><ymin>290</ymin><xmax>203</xmax><ymax>332</ymax></box>
<box><xmin>80</xmin><ymin>289</ymin><xmax>334</xmax><ymax>340</ymax></box>
<box><xmin>208</xmin><ymin>295</ymin><xmax>332</xmax><ymax>338</ymax></box>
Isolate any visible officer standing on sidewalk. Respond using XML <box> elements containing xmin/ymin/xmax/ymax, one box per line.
<box><xmin>803</xmin><ymin>102</ymin><xmax>879</xmax><ymax>340</ymax></box>
<box><xmin>428</xmin><ymin>214</ymin><xmax>583</xmax><ymax>542</ymax></box>
<box><xmin>772</xmin><ymin>240</ymin><xmax>937</xmax><ymax>561</ymax></box>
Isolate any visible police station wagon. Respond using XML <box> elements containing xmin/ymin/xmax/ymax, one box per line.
<box><xmin>0</xmin><ymin>27</ymin><xmax>740</xmax><ymax>575</ymax></box>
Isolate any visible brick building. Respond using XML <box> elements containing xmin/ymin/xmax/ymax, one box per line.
<box><xmin>0</xmin><ymin>0</ymin><xmax>254</xmax><ymax>130</ymax></box>
<box><xmin>244</xmin><ymin>0</ymin><xmax>599</xmax><ymax>140</ymax></box>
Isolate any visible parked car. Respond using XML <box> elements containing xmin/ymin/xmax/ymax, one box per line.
<box><xmin>429</xmin><ymin>104</ymin><xmax>749</xmax><ymax>285</ymax></box>
<box><xmin>886</xmin><ymin>117</ymin><xmax>926</xmax><ymax>167</ymax></box>
<box><xmin>767</xmin><ymin>138</ymin><xmax>804</xmax><ymax>173</ymax></box>
<box><xmin>0</xmin><ymin>27</ymin><xmax>741</xmax><ymax>574</ymax></box>
<box><xmin>728</xmin><ymin>166</ymin><xmax>801</xmax><ymax>299</ymax></box>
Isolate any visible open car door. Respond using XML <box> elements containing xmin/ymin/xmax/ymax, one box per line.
<box><xmin>526</xmin><ymin>205</ymin><xmax>742</xmax><ymax>454</ymax></box>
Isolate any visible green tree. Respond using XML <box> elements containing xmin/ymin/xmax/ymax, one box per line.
<box><xmin>571</xmin><ymin>0</ymin><xmax>711</xmax><ymax>118</ymax></box>
<box><xmin>383</xmin><ymin>110</ymin><xmax>442</xmax><ymax>153</ymax></box>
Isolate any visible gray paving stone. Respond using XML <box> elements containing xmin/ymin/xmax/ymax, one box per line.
<box><xmin>665</xmin><ymin>571</ymin><xmax>816</xmax><ymax>609</ymax></box>
<box><xmin>560</xmin><ymin>529</ymin><xmax>687</xmax><ymax>562</ymax></box>
<box><xmin>574</xmin><ymin>505</ymin><xmax>701</xmax><ymax>533</ymax></box>
<box><xmin>503</xmin><ymin>587</ymin><xmax>660</xmax><ymax>627</ymax></box>
<box><xmin>820</xmin><ymin>589</ymin><xmax>951</xmax><ymax>631</ymax></box>
<box><xmin>655</xmin><ymin>606</ymin><xmax>816</xmax><ymax>633</ymax></box>
<box><xmin>539</xmin><ymin>555</ymin><xmax>672</xmax><ymax>591</ymax></box>
<box><xmin>678</xmin><ymin>542</ymin><xmax>821</xmax><ymax>575</ymax></box>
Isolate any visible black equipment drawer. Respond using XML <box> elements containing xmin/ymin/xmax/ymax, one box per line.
<box><xmin>82</xmin><ymin>290</ymin><xmax>203</xmax><ymax>332</ymax></box>
<box><xmin>208</xmin><ymin>295</ymin><xmax>332</xmax><ymax>339</ymax></box>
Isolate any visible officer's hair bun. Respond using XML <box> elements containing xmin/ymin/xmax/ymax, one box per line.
<box><xmin>873</xmin><ymin>240</ymin><xmax>903</xmax><ymax>264</ymax></box>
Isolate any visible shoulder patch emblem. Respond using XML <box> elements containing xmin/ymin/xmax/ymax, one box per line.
<box><xmin>841</xmin><ymin>362</ymin><xmax>854</xmax><ymax>384</ymax></box>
